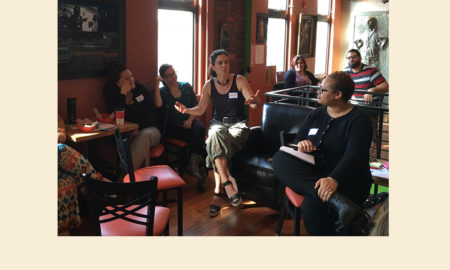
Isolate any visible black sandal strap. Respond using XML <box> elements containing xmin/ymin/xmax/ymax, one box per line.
<box><xmin>229</xmin><ymin>193</ymin><xmax>240</xmax><ymax>203</ymax></box>
<box><xmin>222</xmin><ymin>180</ymin><xmax>233</xmax><ymax>187</ymax></box>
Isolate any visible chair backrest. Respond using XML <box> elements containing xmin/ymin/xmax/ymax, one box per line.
<box><xmin>261</xmin><ymin>102</ymin><xmax>314</xmax><ymax>153</ymax></box>
<box><xmin>114</xmin><ymin>127</ymin><xmax>136</xmax><ymax>182</ymax></box>
<box><xmin>83</xmin><ymin>174</ymin><xmax>159</xmax><ymax>236</ymax></box>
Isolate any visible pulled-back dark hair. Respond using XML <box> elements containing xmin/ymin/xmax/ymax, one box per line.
<box><xmin>347</xmin><ymin>49</ymin><xmax>361</xmax><ymax>57</ymax></box>
<box><xmin>159</xmin><ymin>64</ymin><xmax>173</xmax><ymax>77</ymax></box>
<box><xmin>209</xmin><ymin>49</ymin><xmax>229</xmax><ymax>77</ymax></box>
<box><xmin>290</xmin><ymin>55</ymin><xmax>308</xmax><ymax>70</ymax></box>
<box><xmin>326</xmin><ymin>71</ymin><xmax>355</xmax><ymax>102</ymax></box>
<box><xmin>158</xmin><ymin>64</ymin><xmax>173</xmax><ymax>87</ymax></box>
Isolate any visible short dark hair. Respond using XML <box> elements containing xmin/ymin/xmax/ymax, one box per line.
<box><xmin>347</xmin><ymin>49</ymin><xmax>361</xmax><ymax>57</ymax></box>
<box><xmin>326</xmin><ymin>71</ymin><xmax>355</xmax><ymax>102</ymax></box>
<box><xmin>290</xmin><ymin>55</ymin><xmax>308</xmax><ymax>70</ymax></box>
<box><xmin>209</xmin><ymin>49</ymin><xmax>229</xmax><ymax>77</ymax></box>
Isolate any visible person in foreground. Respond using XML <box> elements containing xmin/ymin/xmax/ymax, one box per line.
<box><xmin>58</xmin><ymin>117</ymin><xmax>110</xmax><ymax>235</ymax></box>
<box><xmin>103</xmin><ymin>64</ymin><xmax>161</xmax><ymax>170</ymax></box>
<box><xmin>174</xmin><ymin>49</ymin><xmax>260</xmax><ymax>217</ymax></box>
<box><xmin>154</xmin><ymin>64</ymin><xmax>207</xmax><ymax>191</ymax></box>
<box><xmin>272</xmin><ymin>71</ymin><xmax>372</xmax><ymax>235</ymax></box>
<box><xmin>283</xmin><ymin>55</ymin><xmax>320</xmax><ymax>89</ymax></box>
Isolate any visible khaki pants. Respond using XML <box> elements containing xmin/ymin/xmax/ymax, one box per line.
<box><xmin>205</xmin><ymin>120</ymin><xmax>250</xmax><ymax>172</ymax></box>
<box><xmin>131</xmin><ymin>126</ymin><xmax>161</xmax><ymax>169</ymax></box>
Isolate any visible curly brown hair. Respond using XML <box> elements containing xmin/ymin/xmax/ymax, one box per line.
<box><xmin>325</xmin><ymin>71</ymin><xmax>355</xmax><ymax>101</ymax></box>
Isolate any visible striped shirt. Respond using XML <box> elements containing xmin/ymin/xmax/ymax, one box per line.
<box><xmin>343</xmin><ymin>64</ymin><xmax>386</xmax><ymax>98</ymax></box>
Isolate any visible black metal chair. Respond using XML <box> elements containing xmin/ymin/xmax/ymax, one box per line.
<box><xmin>114</xmin><ymin>128</ymin><xmax>185</xmax><ymax>235</ymax></box>
<box><xmin>83</xmin><ymin>174</ymin><xmax>170</xmax><ymax>236</ymax></box>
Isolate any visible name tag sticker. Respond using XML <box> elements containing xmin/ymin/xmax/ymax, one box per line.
<box><xmin>229</xmin><ymin>92</ymin><xmax>238</xmax><ymax>99</ymax></box>
<box><xmin>135</xmin><ymin>95</ymin><xmax>144</xmax><ymax>102</ymax></box>
<box><xmin>308</xmin><ymin>128</ymin><xmax>319</xmax><ymax>136</ymax></box>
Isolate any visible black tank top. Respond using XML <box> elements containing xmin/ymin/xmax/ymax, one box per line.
<box><xmin>210</xmin><ymin>74</ymin><xmax>246</xmax><ymax>122</ymax></box>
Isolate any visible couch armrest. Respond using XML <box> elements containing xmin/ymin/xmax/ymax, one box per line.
<box><xmin>242</xmin><ymin>126</ymin><xmax>271</xmax><ymax>153</ymax></box>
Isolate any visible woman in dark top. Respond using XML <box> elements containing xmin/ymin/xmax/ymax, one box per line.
<box><xmin>154</xmin><ymin>64</ymin><xmax>207</xmax><ymax>191</ymax></box>
<box><xmin>283</xmin><ymin>55</ymin><xmax>320</xmax><ymax>89</ymax></box>
<box><xmin>103</xmin><ymin>64</ymin><xmax>161</xmax><ymax>170</ymax></box>
<box><xmin>174</xmin><ymin>49</ymin><xmax>260</xmax><ymax>217</ymax></box>
<box><xmin>273</xmin><ymin>71</ymin><xmax>372</xmax><ymax>235</ymax></box>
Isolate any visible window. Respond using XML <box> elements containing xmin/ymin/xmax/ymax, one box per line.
<box><xmin>266</xmin><ymin>0</ymin><xmax>288</xmax><ymax>72</ymax></box>
<box><xmin>314</xmin><ymin>0</ymin><xmax>332</xmax><ymax>74</ymax></box>
<box><xmin>158</xmin><ymin>0</ymin><xmax>196</xmax><ymax>86</ymax></box>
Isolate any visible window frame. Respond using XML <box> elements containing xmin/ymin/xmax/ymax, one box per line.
<box><xmin>267</xmin><ymin>1</ymin><xmax>289</xmax><ymax>71</ymax></box>
<box><xmin>314</xmin><ymin>0</ymin><xmax>333</xmax><ymax>76</ymax></box>
<box><xmin>158</xmin><ymin>0</ymin><xmax>197</xmax><ymax>89</ymax></box>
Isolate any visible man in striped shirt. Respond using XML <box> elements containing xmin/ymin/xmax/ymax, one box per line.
<box><xmin>343</xmin><ymin>49</ymin><xmax>389</xmax><ymax>103</ymax></box>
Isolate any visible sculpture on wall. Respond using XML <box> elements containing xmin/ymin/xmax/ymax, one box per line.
<box><xmin>354</xmin><ymin>17</ymin><xmax>387</xmax><ymax>69</ymax></box>
<box><xmin>352</xmin><ymin>11</ymin><xmax>389</xmax><ymax>81</ymax></box>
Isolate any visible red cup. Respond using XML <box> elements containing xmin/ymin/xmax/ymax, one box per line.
<box><xmin>114</xmin><ymin>110</ymin><xmax>125</xmax><ymax>126</ymax></box>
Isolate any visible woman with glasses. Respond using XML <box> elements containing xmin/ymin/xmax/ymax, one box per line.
<box><xmin>283</xmin><ymin>55</ymin><xmax>320</xmax><ymax>89</ymax></box>
<box><xmin>103</xmin><ymin>64</ymin><xmax>161</xmax><ymax>170</ymax></box>
<box><xmin>272</xmin><ymin>71</ymin><xmax>373</xmax><ymax>235</ymax></box>
<box><xmin>154</xmin><ymin>64</ymin><xmax>207</xmax><ymax>191</ymax></box>
<box><xmin>174</xmin><ymin>49</ymin><xmax>260</xmax><ymax>217</ymax></box>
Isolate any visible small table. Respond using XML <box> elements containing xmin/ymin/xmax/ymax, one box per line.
<box><xmin>65</xmin><ymin>121</ymin><xmax>139</xmax><ymax>179</ymax></box>
<box><xmin>66</xmin><ymin>121</ymin><xmax>138</xmax><ymax>143</ymax></box>
<box><xmin>370</xmin><ymin>167</ymin><xmax>389</xmax><ymax>194</ymax></box>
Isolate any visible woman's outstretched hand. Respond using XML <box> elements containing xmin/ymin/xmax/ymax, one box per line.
<box><xmin>245</xmin><ymin>89</ymin><xmax>260</xmax><ymax>105</ymax></box>
<box><xmin>174</xmin><ymin>101</ymin><xmax>188</xmax><ymax>114</ymax></box>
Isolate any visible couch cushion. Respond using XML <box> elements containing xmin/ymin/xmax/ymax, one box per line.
<box><xmin>261</xmin><ymin>103</ymin><xmax>314</xmax><ymax>153</ymax></box>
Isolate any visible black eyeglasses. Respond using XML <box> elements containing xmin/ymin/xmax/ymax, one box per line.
<box><xmin>163</xmin><ymin>71</ymin><xmax>176</xmax><ymax>78</ymax></box>
<box><xmin>346</xmin><ymin>55</ymin><xmax>359</xmax><ymax>60</ymax></box>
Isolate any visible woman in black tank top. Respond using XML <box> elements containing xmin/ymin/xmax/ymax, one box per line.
<box><xmin>174</xmin><ymin>49</ymin><xmax>260</xmax><ymax>217</ymax></box>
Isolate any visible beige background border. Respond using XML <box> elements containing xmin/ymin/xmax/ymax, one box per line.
<box><xmin>2</xmin><ymin>0</ymin><xmax>449</xmax><ymax>269</ymax></box>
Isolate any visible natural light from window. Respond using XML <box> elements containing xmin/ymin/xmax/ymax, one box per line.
<box><xmin>158</xmin><ymin>9</ymin><xmax>193</xmax><ymax>86</ymax></box>
<box><xmin>266</xmin><ymin>18</ymin><xmax>286</xmax><ymax>72</ymax></box>
<box><xmin>318</xmin><ymin>0</ymin><xmax>331</xmax><ymax>15</ymax></box>
<box><xmin>314</xmin><ymin>22</ymin><xmax>329</xmax><ymax>74</ymax></box>
<box><xmin>268</xmin><ymin>0</ymin><xmax>287</xmax><ymax>10</ymax></box>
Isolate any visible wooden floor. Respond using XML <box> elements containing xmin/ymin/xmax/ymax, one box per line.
<box><xmin>72</xmin><ymin>170</ymin><xmax>307</xmax><ymax>236</ymax></box>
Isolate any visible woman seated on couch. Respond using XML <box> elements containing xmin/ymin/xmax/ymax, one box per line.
<box><xmin>273</xmin><ymin>71</ymin><xmax>372</xmax><ymax>235</ymax></box>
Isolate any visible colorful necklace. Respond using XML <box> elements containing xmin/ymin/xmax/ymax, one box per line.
<box><xmin>216</xmin><ymin>78</ymin><xmax>230</xmax><ymax>86</ymax></box>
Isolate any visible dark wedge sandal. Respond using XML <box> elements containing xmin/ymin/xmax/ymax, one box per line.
<box><xmin>209</xmin><ymin>193</ymin><xmax>223</xmax><ymax>217</ymax></box>
<box><xmin>222</xmin><ymin>180</ymin><xmax>242</xmax><ymax>207</ymax></box>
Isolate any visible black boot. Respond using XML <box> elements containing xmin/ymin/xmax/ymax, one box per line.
<box><xmin>327</xmin><ymin>192</ymin><xmax>369</xmax><ymax>235</ymax></box>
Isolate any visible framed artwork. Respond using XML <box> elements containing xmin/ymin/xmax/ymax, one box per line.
<box><xmin>220</xmin><ymin>23</ymin><xmax>232</xmax><ymax>52</ymax></box>
<box><xmin>297</xmin><ymin>14</ymin><xmax>317</xmax><ymax>57</ymax></box>
<box><xmin>58</xmin><ymin>0</ymin><xmax>125</xmax><ymax>80</ymax></box>
<box><xmin>256</xmin><ymin>13</ymin><xmax>268</xmax><ymax>43</ymax></box>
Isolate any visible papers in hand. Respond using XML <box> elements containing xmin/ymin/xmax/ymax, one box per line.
<box><xmin>280</xmin><ymin>146</ymin><xmax>315</xmax><ymax>165</ymax></box>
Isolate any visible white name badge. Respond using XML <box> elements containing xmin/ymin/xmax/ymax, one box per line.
<box><xmin>229</xmin><ymin>92</ymin><xmax>238</xmax><ymax>99</ymax></box>
<box><xmin>308</xmin><ymin>128</ymin><xmax>319</xmax><ymax>136</ymax></box>
<box><xmin>135</xmin><ymin>94</ymin><xmax>144</xmax><ymax>102</ymax></box>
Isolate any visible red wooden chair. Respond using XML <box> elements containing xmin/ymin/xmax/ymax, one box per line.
<box><xmin>275</xmin><ymin>186</ymin><xmax>304</xmax><ymax>236</ymax></box>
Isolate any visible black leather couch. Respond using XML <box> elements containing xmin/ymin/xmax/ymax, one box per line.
<box><xmin>230</xmin><ymin>102</ymin><xmax>314</xmax><ymax>209</ymax></box>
